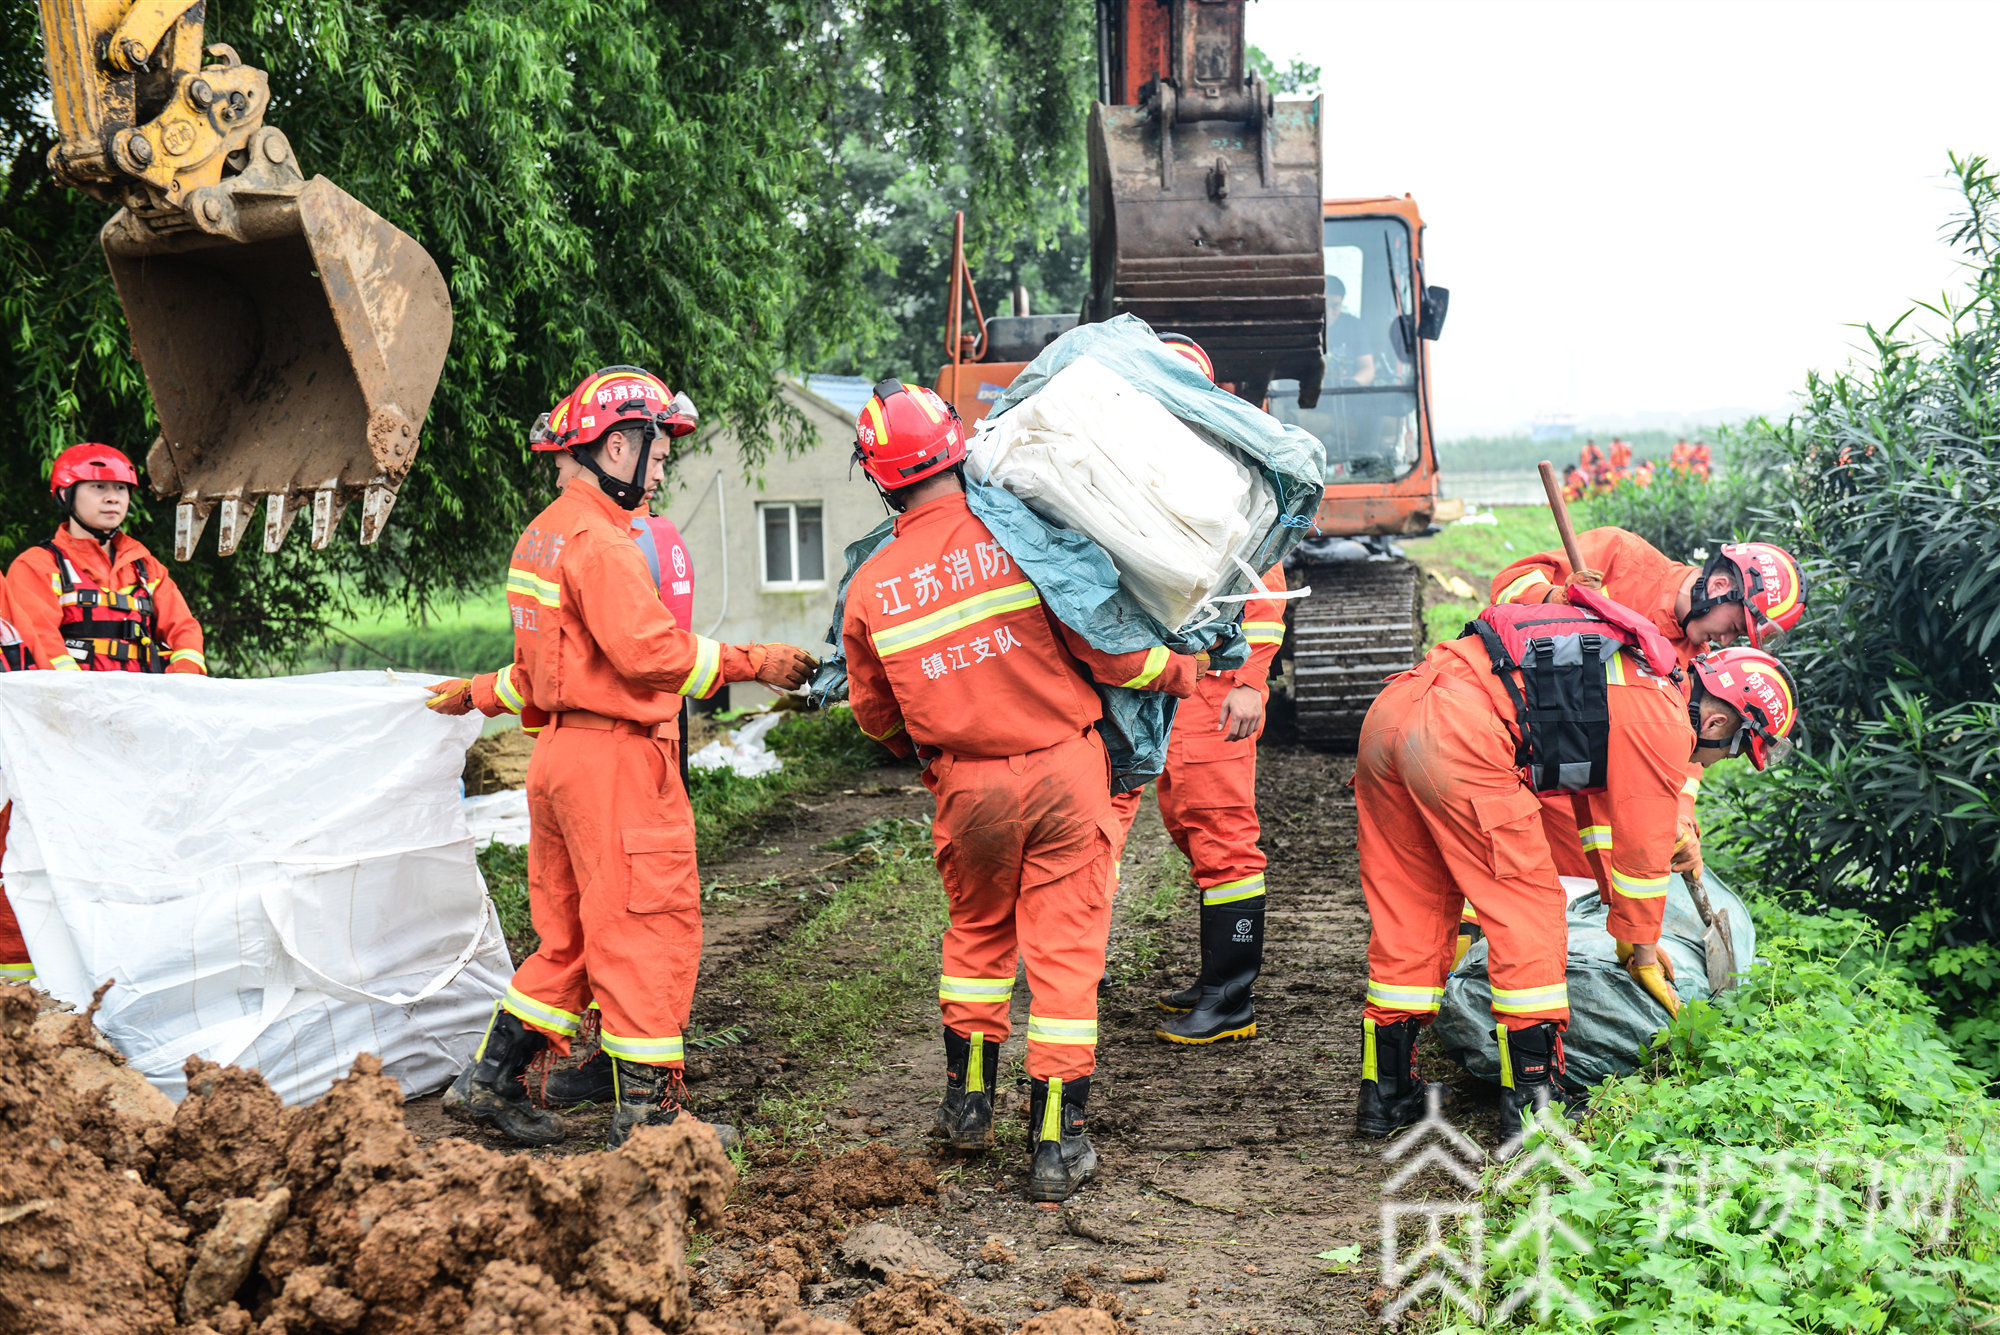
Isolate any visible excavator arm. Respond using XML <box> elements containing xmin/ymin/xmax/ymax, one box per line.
<box><xmin>35</xmin><ymin>0</ymin><xmax>452</xmax><ymax>557</ymax></box>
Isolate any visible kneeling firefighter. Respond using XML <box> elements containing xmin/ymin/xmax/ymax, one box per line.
<box><xmin>451</xmin><ymin>367</ymin><xmax>818</xmax><ymax>1149</ymax></box>
<box><xmin>1353</xmin><ymin>585</ymin><xmax>1799</xmax><ymax>1136</ymax></box>
<box><xmin>840</xmin><ymin>378</ymin><xmax>1204</xmax><ymax>1202</ymax></box>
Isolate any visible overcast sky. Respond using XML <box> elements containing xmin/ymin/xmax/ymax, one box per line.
<box><xmin>1252</xmin><ymin>0</ymin><xmax>1996</xmax><ymax>438</ymax></box>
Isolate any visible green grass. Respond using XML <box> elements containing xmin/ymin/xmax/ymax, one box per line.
<box><xmin>1109</xmin><ymin>846</ymin><xmax>1196</xmax><ymax>984</ymax></box>
<box><xmin>1401</xmin><ymin>505</ymin><xmax>1566</xmax><ymax>646</ymax></box>
<box><xmin>294</xmin><ymin>589</ymin><xmax>514</xmax><ymax>674</ymax></box>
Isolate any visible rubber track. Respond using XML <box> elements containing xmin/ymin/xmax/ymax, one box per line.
<box><xmin>1289</xmin><ymin>558</ymin><xmax>1424</xmax><ymax>750</ymax></box>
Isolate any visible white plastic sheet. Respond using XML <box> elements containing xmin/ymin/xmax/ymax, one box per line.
<box><xmin>464</xmin><ymin>789</ymin><xmax>531</xmax><ymax>848</ymax></box>
<box><xmin>0</xmin><ymin>671</ymin><xmax>513</xmax><ymax>1106</ymax></box>
<box><xmin>689</xmin><ymin>712</ymin><xmax>786</xmax><ymax>779</ymax></box>
<box><xmin>967</xmin><ymin>355</ymin><xmax>1279</xmax><ymax>632</ymax></box>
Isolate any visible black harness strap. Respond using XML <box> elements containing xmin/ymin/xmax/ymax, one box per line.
<box><xmin>40</xmin><ymin>542</ymin><xmax>164</xmax><ymax>672</ymax></box>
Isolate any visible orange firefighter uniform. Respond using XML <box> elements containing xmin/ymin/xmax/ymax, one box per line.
<box><xmin>5</xmin><ymin>526</ymin><xmax>206</xmax><ymax>675</ymax></box>
<box><xmin>842</xmin><ymin>491</ymin><xmax>1198</xmax><ymax>1081</ymax></box>
<box><xmin>1356</xmin><ymin>631</ymin><xmax>1690</xmax><ymax>1037</ymax></box>
<box><xmin>1488</xmin><ymin>527</ymin><xmax>1704</xmax><ymax>885</ymax></box>
<box><xmin>494</xmin><ymin>475</ymin><xmax>776</xmax><ymax>1070</ymax></box>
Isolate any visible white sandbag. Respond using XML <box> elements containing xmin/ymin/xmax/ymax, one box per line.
<box><xmin>967</xmin><ymin>355</ymin><xmax>1278</xmax><ymax>631</ymax></box>
<box><xmin>0</xmin><ymin>670</ymin><xmax>514</xmax><ymax>1106</ymax></box>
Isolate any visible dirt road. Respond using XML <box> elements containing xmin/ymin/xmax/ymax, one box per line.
<box><xmin>411</xmin><ymin>744</ymin><xmax>1420</xmax><ymax>1333</ymax></box>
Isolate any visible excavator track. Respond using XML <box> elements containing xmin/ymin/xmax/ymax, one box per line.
<box><xmin>1289</xmin><ymin>557</ymin><xmax>1425</xmax><ymax>749</ymax></box>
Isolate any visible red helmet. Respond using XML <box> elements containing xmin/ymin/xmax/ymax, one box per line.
<box><xmin>50</xmin><ymin>442</ymin><xmax>138</xmax><ymax>497</ymax></box>
<box><xmin>1688</xmin><ymin>542</ymin><xmax>1808</xmax><ymax>648</ymax></box>
<box><xmin>537</xmin><ymin>366</ymin><xmax>698</xmax><ymax>454</ymax></box>
<box><xmin>1690</xmin><ymin>646</ymin><xmax>1799</xmax><ymax>769</ymax></box>
<box><xmin>853</xmin><ymin>379</ymin><xmax>965</xmax><ymax>491</ymax></box>
<box><xmin>1157</xmin><ymin>331</ymin><xmax>1215</xmax><ymax>382</ymax></box>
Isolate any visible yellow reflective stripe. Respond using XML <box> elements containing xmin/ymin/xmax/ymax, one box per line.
<box><xmin>1605</xmin><ymin>654</ymin><xmax>1628</xmax><ymax>686</ymax></box>
<box><xmin>1362</xmin><ymin>1016</ymin><xmax>1380</xmax><ymax>1082</ymax></box>
<box><xmin>1243</xmin><ymin>619</ymin><xmax>1286</xmax><ymax>645</ymax></box>
<box><xmin>1611</xmin><ymin>867</ymin><xmax>1671</xmax><ymax>899</ymax></box>
<box><xmin>1366</xmin><ymin>979</ymin><xmax>1444</xmax><ymax>1011</ymax></box>
<box><xmin>1579</xmin><ymin>825</ymin><xmax>1612</xmax><ymax>852</ymax></box>
<box><xmin>1496</xmin><ymin>1022</ymin><xmax>1515</xmax><ymax>1087</ymax></box>
<box><xmin>494</xmin><ymin>664</ymin><xmax>525</xmax><ymax>714</ymax></box>
<box><xmin>940</xmin><ymin>975</ymin><xmax>1014</xmax><ymax>1003</ymax></box>
<box><xmin>677</xmin><ymin>635</ymin><xmax>724</xmax><ymax>698</ymax></box>
<box><xmin>1497</xmin><ymin>570</ymin><xmax>1554</xmax><ymax>603</ymax></box>
<box><xmin>1490</xmin><ymin>982</ymin><xmax>1570</xmax><ymax>1013</ymax></box>
<box><xmin>1119</xmin><ymin>646</ymin><xmax>1170</xmax><ymax>689</ymax></box>
<box><xmin>0</xmin><ymin>962</ymin><xmax>35</xmax><ymax>979</ymax></box>
<box><xmin>169</xmin><ymin>647</ymin><xmax>206</xmax><ymax>669</ymax></box>
<box><xmin>861</xmin><ymin>717</ymin><xmax>905</xmax><ymax>742</ymax></box>
<box><xmin>49</xmin><ymin>654</ymin><xmax>80</xmax><ymax>670</ymax></box>
<box><xmin>1681</xmin><ymin>775</ymin><xmax>1701</xmax><ymax>796</ymax></box>
<box><xmin>1025</xmin><ymin>1015</ymin><xmax>1098</xmax><ymax>1045</ymax></box>
<box><xmin>871</xmin><ymin>581</ymin><xmax>1042</xmax><ymax>657</ymax></box>
<box><xmin>521</xmin><ymin>721</ymin><xmax>546</xmax><ymax>735</ymax></box>
<box><xmin>500</xmin><ymin>985</ymin><xmax>582</xmax><ymax>1037</ymax></box>
<box><xmin>1460</xmin><ymin>901</ymin><xmax>1479</xmax><ymax>922</ymax></box>
<box><xmin>506</xmin><ymin>566</ymin><xmax>561</xmax><ymax>608</ymax></box>
<box><xmin>1040</xmin><ymin>1074</ymin><xmax>1066</xmax><ymax>1140</ymax></box>
<box><xmin>967</xmin><ymin>1031</ymin><xmax>987</xmax><ymax>1092</ymax></box>
<box><xmin>599</xmin><ymin>1030</ymin><xmax>685</xmax><ymax>1063</ymax></box>
<box><xmin>1202</xmin><ymin>874</ymin><xmax>1265</xmax><ymax>905</ymax></box>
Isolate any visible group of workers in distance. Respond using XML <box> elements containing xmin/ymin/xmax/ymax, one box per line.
<box><xmin>1560</xmin><ymin>436</ymin><xmax>1713</xmax><ymax>500</ymax></box>
<box><xmin>0</xmin><ymin>342</ymin><xmax>1808</xmax><ymax>1203</ymax></box>
<box><xmin>0</xmin><ymin>442</ymin><xmax>209</xmax><ymax>985</ymax></box>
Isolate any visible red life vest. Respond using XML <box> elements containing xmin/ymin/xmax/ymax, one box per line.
<box><xmin>631</xmin><ymin>516</ymin><xmax>695</xmax><ymax>630</ymax></box>
<box><xmin>1462</xmin><ymin>585</ymin><xmax>1682</xmax><ymax>795</ymax></box>
<box><xmin>40</xmin><ymin>541</ymin><xmax>163</xmax><ymax>672</ymax></box>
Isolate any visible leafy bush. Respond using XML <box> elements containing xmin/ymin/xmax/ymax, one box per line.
<box><xmin>1459</xmin><ymin>908</ymin><xmax>2000</xmax><ymax>1332</ymax></box>
<box><xmin>1574</xmin><ymin>450</ymin><xmax>1782</xmax><ymax>565</ymax></box>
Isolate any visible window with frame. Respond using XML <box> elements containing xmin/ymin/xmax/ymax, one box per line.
<box><xmin>759</xmin><ymin>502</ymin><xmax>826</xmax><ymax>589</ymax></box>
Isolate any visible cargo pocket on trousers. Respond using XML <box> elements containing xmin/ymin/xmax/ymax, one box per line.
<box><xmin>622</xmin><ymin>825</ymin><xmax>698</xmax><ymax>914</ymax></box>
<box><xmin>1471</xmin><ymin>788</ymin><xmax>1548</xmax><ymax>882</ymax></box>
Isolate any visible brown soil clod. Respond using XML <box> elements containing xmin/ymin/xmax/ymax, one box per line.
<box><xmin>836</xmin><ymin>1221</ymin><xmax>959</xmax><ymax>1280</ymax></box>
<box><xmin>1014</xmin><ymin>1311</ymin><xmax>1123</xmax><ymax>1335</ymax></box>
<box><xmin>180</xmin><ymin>1185</ymin><xmax>291</xmax><ymax>1321</ymax></box>
<box><xmin>1116</xmin><ymin>1266</ymin><xmax>1163</xmax><ymax>1284</ymax></box>
<box><xmin>847</xmin><ymin>1271</ymin><xmax>1001</xmax><ymax>1335</ymax></box>
<box><xmin>977</xmin><ymin>1236</ymin><xmax>1014</xmax><ymax>1267</ymax></box>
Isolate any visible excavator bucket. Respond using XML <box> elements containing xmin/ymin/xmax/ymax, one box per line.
<box><xmin>101</xmin><ymin>145</ymin><xmax>452</xmax><ymax>559</ymax></box>
<box><xmin>1087</xmin><ymin>93</ymin><xmax>1325</xmax><ymax>406</ymax></box>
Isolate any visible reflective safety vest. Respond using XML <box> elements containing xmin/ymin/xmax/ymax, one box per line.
<box><xmin>1462</xmin><ymin>585</ymin><xmax>1682</xmax><ymax>795</ymax></box>
<box><xmin>39</xmin><ymin>540</ymin><xmax>164</xmax><ymax>672</ymax></box>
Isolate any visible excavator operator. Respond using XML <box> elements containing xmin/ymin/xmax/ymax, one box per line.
<box><xmin>1353</xmin><ymin>585</ymin><xmax>1801</xmax><ymax>1139</ymax></box>
<box><xmin>1107</xmin><ymin>332</ymin><xmax>1290</xmax><ymax>1048</ymax></box>
<box><xmin>841</xmin><ymin>378</ymin><xmax>1204</xmax><ymax>1203</ymax></box>
<box><xmin>449</xmin><ymin>366</ymin><xmax>817</xmax><ymax>1152</ymax></box>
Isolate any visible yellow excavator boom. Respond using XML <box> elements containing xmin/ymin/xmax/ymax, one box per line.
<box><xmin>35</xmin><ymin>0</ymin><xmax>452</xmax><ymax>557</ymax></box>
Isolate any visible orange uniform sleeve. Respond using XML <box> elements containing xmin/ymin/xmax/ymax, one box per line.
<box><xmin>1228</xmin><ymin>564</ymin><xmax>1290</xmax><ymax>694</ymax></box>
<box><xmin>4</xmin><ymin>548</ymin><xmax>71</xmax><ymax>670</ymax></box>
<box><xmin>470</xmin><ymin>662</ymin><xmax>530</xmax><ymax>718</ymax></box>
<box><xmin>839</xmin><ymin>595</ymin><xmax>915</xmax><ymax>759</ymax></box>
<box><xmin>1589</xmin><ymin>685</ymin><xmax>1694</xmax><ymax>945</ymax></box>
<box><xmin>566</xmin><ymin>534</ymin><xmax>766</xmax><ymax>697</ymax></box>
<box><xmin>148</xmin><ymin>567</ymin><xmax>207</xmax><ymax>675</ymax></box>
<box><xmin>1050</xmin><ymin>617</ymin><xmax>1198</xmax><ymax>698</ymax></box>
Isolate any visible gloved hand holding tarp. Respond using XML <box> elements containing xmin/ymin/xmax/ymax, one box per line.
<box><xmin>810</xmin><ymin>314</ymin><xmax>1325</xmax><ymax>788</ymax></box>
<box><xmin>0</xmin><ymin>670</ymin><xmax>513</xmax><ymax>1105</ymax></box>
<box><xmin>1432</xmin><ymin>870</ymin><xmax>1757</xmax><ymax>1090</ymax></box>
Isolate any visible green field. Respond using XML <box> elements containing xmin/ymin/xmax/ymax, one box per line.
<box><xmin>1401</xmin><ymin>504</ymin><xmax>1566</xmax><ymax>645</ymax></box>
<box><xmin>296</xmin><ymin>589</ymin><xmax>513</xmax><ymax>675</ymax></box>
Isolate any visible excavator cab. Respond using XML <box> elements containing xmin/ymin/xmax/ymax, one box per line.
<box><xmin>36</xmin><ymin>2</ymin><xmax>451</xmax><ymax>557</ymax></box>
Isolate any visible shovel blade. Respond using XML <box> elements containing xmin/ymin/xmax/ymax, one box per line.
<box><xmin>1702</xmin><ymin>922</ymin><xmax>1736</xmax><ymax>994</ymax></box>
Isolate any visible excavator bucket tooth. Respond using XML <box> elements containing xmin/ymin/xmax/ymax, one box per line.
<box><xmin>1088</xmin><ymin>94</ymin><xmax>1326</xmax><ymax>405</ymax></box>
<box><xmin>100</xmin><ymin>153</ymin><xmax>451</xmax><ymax>555</ymax></box>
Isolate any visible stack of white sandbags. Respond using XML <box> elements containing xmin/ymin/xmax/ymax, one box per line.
<box><xmin>967</xmin><ymin>355</ymin><xmax>1278</xmax><ymax>632</ymax></box>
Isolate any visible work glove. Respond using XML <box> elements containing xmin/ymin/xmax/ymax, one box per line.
<box><xmin>1616</xmin><ymin>941</ymin><xmax>1681</xmax><ymax>1019</ymax></box>
<box><xmin>1193</xmin><ymin>652</ymin><xmax>1211</xmax><ymax>681</ymax></box>
<box><xmin>756</xmin><ymin>644</ymin><xmax>819</xmax><ymax>691</ymax></box>
<box><xmin>1549</xmin><ymin>567</ymin><xmax>1605</xmax><ymax>602</ymax></box>
<box><xmin>1671</xmin><ymin>818</ymin><xmax>1704</xmax><ymax>878</ymax></box>
<box><xmin>426</xmin><ymin>678</ymin><xmax>475</xmax><ymax>715</ymax></box>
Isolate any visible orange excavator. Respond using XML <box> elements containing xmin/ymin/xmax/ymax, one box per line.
<box><xmin>935</xmin><ymin>0</ymin><xmax>1449</xmax><ymax>747</ymax></box>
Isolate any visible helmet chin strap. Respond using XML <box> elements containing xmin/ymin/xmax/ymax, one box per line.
<box><xmin>58</xmin><ymin>488</ymin><xmax>120</xmax><ymax>547</ymax></box>
<box><xmin>1681</xmin><ymin>551</ymin><xmax>1745</xmax><ymax>632</ymax></box>
<box><xmin>573</xmin><ymin>423</ymin><xmax>657</xmax><ymax>510</ymax></box>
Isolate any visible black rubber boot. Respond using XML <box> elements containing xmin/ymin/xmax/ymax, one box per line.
<box><xmin>463</xmin><ymin>1007</ymin><xmax>565</xmax><ymax>1147</ymax></box>
<box><xmin>936</xmin><ymin>1028</ymin><xmax>1001</xmax><ymax>1150</ymax></box>
<box><xmin>441</xmin><ymin>1062</ymin><xmax>475</xmax><ymax>1122</ymax></box>
<box><xmin>1156</xmin><ymin>905</ymin><xmax>1262</xmax><ymax>1044</ymax></box>
<box><xmin>607</xmin><ymin>1057</ymin><xmax>741</xmax><ymax>1152</ymax></box>
<box><xmin>1355</xmin><ymin>1017</ymin><xmax>1451</xmax><ymax>1138</ymax></box>
<box><xmin>1496</xmin><ymin>1021</ymin><xmax>1583</xmax><ymax>1139</ymax></box>
<box><xmin>544</xmin><ymin>1047</ymin><xmax>616</xmax><ymax>1107</ymax></box>
<box><xmin>1025</xmin><ymin>1075</ymin><xmax>1098</xmax><ymax>1202</ymax></box>
<box><xmin>1156</xmin><ymin>980</ymin><xmax>1200</xmax><ymax>1014</ymax></box>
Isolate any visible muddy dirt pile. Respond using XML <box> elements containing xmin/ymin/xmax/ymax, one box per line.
<box><xmin>0</xmin><ymin>983</ymin><xmax>733</xmax><ymax>1334</ymax></box>
<box><xmin>463</xmin><ymin>728</ymin><xmax>536</xmax><ymax>795</ymax></box>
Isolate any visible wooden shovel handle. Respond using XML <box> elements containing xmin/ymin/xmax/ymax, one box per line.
<box><xmin>1538</xmin><ymin>460</ymin><xmax>1588</xmax><ymax>574</ymax></box>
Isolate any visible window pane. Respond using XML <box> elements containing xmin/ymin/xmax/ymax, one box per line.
<box><xmin>796</xmin><ymin>505</ymin><xmax>825</xmax><ymax>583</ymax></box>
<box><xmin>762</xmin><ymin>505</ymin><xmax>793</xmax><ymax>583</ymax></box>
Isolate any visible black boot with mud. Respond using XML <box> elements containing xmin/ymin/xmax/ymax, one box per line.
<box><xmin>1496</xmin><ymin>1020</ymin><xmax>1584</xmax><ymax>1140</ymax></box>
<box><xmin>463</xmin><ymin>1008</ymin><xmax>566</xmax><ymax>1147</ymax></box>
<box><xmin>544</xmin><ymin>1047</ymin><xmax>616</xmax><ymax>1106</ymax></box>
<box><xmin>1356</xmin><ymin>1016</ymin><xmax>1451</xmax><ymax>1138</ymax></box>
<box><xmin>1156</xmin><ymin>905</ymin><xmax>1262</xmax><ymax>1043</ymax></box>
<box><xmin>1025</xmin><ymin>1074</ymin><xmax>1098</xmax><ymax>1202</ymax></box>
<box><xmin>936</xmin><ymin>1027</ymin><xmax>1001</xmax><ymax>1151</ymax></box>
<box><xmin>607</xmin><ymin>1056</ymin><xmax>742</xmax><ymax>1152</ymax></box>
